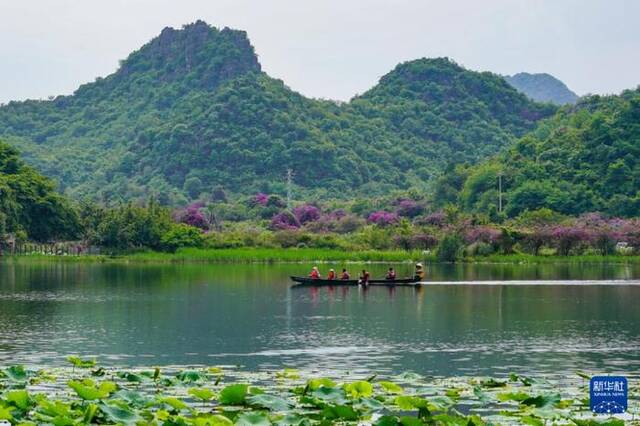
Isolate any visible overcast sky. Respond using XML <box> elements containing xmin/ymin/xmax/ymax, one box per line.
<box><xmin>1</xmin><ymin>0</ymin><xmax>638</xmax><ymax>104</ymax></box>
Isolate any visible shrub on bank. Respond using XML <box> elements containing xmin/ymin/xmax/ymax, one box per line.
<box><xmin>436</xmin><ymin>234</ymin><xmax>464</xmax><ymax>262</ymax></box>
<box><xmin>160</xmin><ymin>223</ymin><xmax>204</xmax><ymax>252</ymax></box>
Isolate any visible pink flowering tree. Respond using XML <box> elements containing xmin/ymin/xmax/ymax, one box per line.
<box><xmin>620</xmin><ymin>219</ymin><xmax>640</xmax><ymax>252</ymax></box>
<box><xmin>574</xmin><ymin>213</ymin><xmax>625</xmax><ymax>254</ymax></box>
<box><xmin>549</xmin><ymin>226</ymin><xmax>592</xmax><ymax>256</ymax></box>
<box><xmin>520</xmin><ymin>228</ymin><xmax>552</xmax><ymax>255</ymax></box>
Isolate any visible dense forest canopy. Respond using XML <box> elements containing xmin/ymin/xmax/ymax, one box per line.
<box><xmin>439</xmin><ymin>88</ymin><xmax>640</xmax><ymax>217</ymax></box>
<box><xmin>0</xmin><ymin>21</ymin><xmax>555</xmax><ymax>205</ymax></box>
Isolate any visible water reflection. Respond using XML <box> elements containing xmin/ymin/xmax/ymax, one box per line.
<box><xmin>0</xmin><ymin>260</ymin><xmax>639</xmax><ymax>379</ymax></box>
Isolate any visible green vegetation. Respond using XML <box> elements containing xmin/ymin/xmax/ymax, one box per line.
<box><xmin>5</xmin><ymin>182</ymin><xmax>640</xmax><ymax>262</ymax></box>
<box><xmin>0</xmin><ymin>21</ymin><xmax>554</xmax><ymax>204</ymax></box>
<box><xmin>77</xmin><ymin>201</ymin><xmax>201</xmax><ymax>253</ymax></box>
<box><xmin>0</xmin><ymin>360</ymin><xmax>633</xmax><ymax>425</ymax></box>
<box><xmin>10</xmin><ymin>249</ymin><xmax>640</xmax><ymax>265</ymax></box>
<box><xmin>440</xmin><ymin>89</ymin><xmax>640</xmax><ymax>217</ymax></box>
<box><xmin>1</xmin><ymin>21</ymin><xmax>639</xmax><ymax>262</ymax></box>
<box><xmin>504</xmin><ymin>72</ymin><xmax>579</xmax><ymax>105</ymax></box>
<box><xmin>108</xmin><ymin>247</ymin><xmax>424</xmax><ymax>263</ymax></box>
<box><xmin>0</xmin><ymin>140</ymin><xmax>78</xmax><ymax>243</ymax></box>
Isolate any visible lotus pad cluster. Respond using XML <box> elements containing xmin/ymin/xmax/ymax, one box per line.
<box><xmin>0</xmin><ymin>359</ymin><xmax>635</xmax><ymax>425</ymax></box>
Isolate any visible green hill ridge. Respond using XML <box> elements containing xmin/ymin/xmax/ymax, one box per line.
<box><xmin>0</xmin><ymin>21</ymin><xmax>555</xmax><ymax>205</ymax></box>
<box><xmin>505</xmin><ymin>72</ymin><xmax>579</xmax><ymax>105</ymax></box>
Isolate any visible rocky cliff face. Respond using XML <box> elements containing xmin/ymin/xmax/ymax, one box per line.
<box><xmin>117</xmin><ymin>20</ymin><xmax>261</xmax><ymax>90</ymax></box>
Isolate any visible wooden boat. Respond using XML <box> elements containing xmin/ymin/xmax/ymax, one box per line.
<box><xmin>290</xmin><ymin>276</ymin><xmax>421</xmax><ymax>287</ymax></box>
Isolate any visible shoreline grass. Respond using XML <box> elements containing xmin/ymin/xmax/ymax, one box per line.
<box><xmin>466</xmin><ymin>253</ymin><xmax>640</xmax><ymax>264</ymax></box>
<box><xmin>3</xmin><ymin>248</ymin><xmax>640</xmax><ymax>265</ymax></box>
<box><xmin>1</xmin><ymin>247</ymin><xmax>427</xmax><ymax>264</ymax></box>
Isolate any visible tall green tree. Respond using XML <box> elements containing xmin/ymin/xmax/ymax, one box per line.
<box><xmin>0</xmin><ymin>141</ymin><xmax>79</xmax><ymax>241</ymax></box>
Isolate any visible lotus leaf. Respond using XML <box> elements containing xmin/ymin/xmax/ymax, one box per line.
<box><xmin>219</xmin><ymin>384</ymin><xmax>249</xmax><ymax>405</ymax></box>
<box><xmin>235</xmin><ymin>411</ymin><xmax>272</xmax><ymax>426</ymax></box>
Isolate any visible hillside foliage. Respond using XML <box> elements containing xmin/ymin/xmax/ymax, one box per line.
<box><xmin>0</xmin><ymin>21</ymin><xmax>554</xmax><ymax>204</ymax></box>
<box><xmin>438</xmin><ymin>89</ymin><xmax>640</xmax><ymax>217</ymax></box>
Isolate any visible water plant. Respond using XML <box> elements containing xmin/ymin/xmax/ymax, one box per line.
<box><xmin>0</xmin><ymin>360</ymin><xmax>635</xmax><ymax>425</ymax></box>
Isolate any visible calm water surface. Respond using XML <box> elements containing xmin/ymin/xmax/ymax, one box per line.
<box><xmin>1</xmin><ymin>261</ymin><xmax>639</xmax><ymax>379</ymax></box>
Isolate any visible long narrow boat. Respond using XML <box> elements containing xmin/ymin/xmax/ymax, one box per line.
<box><xmin>290</xmin><ymin>276</ymin><xmax>421</xmax><ymax>287</ymax></box>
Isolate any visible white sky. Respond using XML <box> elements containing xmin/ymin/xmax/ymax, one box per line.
<box><xmin>1</xmin><ymin>0</ymin><xmax>638</xmax><ymax>104</ymax></box>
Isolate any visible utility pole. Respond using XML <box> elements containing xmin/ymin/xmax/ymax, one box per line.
<box><xmin>286</xmin><ymin>168</ymin><xmax>294</xmax><ymax>210</ymax></box>
<box><xmin>498</xmin><ymin>172</ymin><xmax>503</xmax><ymax>213</ymax></box>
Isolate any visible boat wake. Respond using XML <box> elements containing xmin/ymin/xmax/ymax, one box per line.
<box><xmin>422</xmin><ymin>279</ymin><xmax>640</xmax><ymax>285</ymax></box>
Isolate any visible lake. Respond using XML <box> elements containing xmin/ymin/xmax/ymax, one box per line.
<box><xmin>1</xmin><ymin>260</ymin><xmax>639</xmax><ymax>380</ymax></box>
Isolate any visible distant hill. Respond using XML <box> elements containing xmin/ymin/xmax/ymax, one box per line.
<box><xmin>439</xmin><ymin>88</ymin><xmax>640</xmax><ymax>217</ymax></box>
<box><xmin>505</xmin><ymin>72</ymin><xmax>579</xmax><ymax>105</ymax></box>
<box><xmin>0</xmin><ymin>21</ymin><xmax>555</xmax><ymax>205</ymax></box>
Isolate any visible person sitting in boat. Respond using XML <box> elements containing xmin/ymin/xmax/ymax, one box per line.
<box><xmin>327</xmin><ymin>269</ymin><xmax>336</xmax><ymax>280</ymax></box>
<box><xmin>414</xmin><ymin>263</ymin><xmax>425</xmax><ymax>280</ymax></box>
<box><xmin>359</xmin><ymin>269</ymin><xmax>370</xmax><ymax>285</ymax></box>
<box><xmin>341</xmin><ymin>268</ymin><xmax>350</xmax><ymax>280</ymax></box>
<box><xmin>386</xmin><ymin>267</ymin><xmax>396</xmax><ymax>280</ymax></box>
<box><xmin>309</xmin><ymin>266</ymin><xmax>321</xmax><ymax>279</ymax></box>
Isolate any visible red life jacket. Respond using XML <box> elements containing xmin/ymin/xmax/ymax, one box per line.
<box><xmin>327</xmin><ymin>271</ymin><xmax>336</xmax><ymax>280</ymax></box>
<box><xmin>310</xmin><ymin>270</ymin><xmax>320</xmax><ymax>279</ymax></box>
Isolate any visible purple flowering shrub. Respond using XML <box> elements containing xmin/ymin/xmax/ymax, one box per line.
<box><xmin>293</xmin><ymin>204</ymin><xmax>321</xmax><ymax>224</ymax></box>
<box><xmin>174</xmin><ymin>203</ymin><xmax>209</xmax><ymax>230</ymax></box>
<box><xmin>368</xmin><ymin>211</ymin><xmax>399</xmax><ymax>227</ymax></box>
<box><xmin>252</xmin><ymin>193</ymin><xmax>269</xmax><ymax>206</ymax></box>
<box><xmin>308</xmin><ymin>213</ymin><xmax>365</xmax><ymax>233</ymax></box>
<box><xmin>270</xmin><ymin>211</ymin><xmax>301</xmax><ymax>230</ymax></box>
<box><xmin>464</xmin><ymin>226</ymin><xmax>501</xmax><ymax>245</ymax></box>
<box><xmin>416</xmin><ymin>211</ymin><xmax>446</xmax><ymax>227</ymax></box>
<box><xmin>396</xmin><ymin>199</ymin><xmax>424</xmax><ymax>218</ymax></box>
<box><xmin>327</xmin><ymin>209</ymin><xmax>347</xmax><ymax>220</ymax></box>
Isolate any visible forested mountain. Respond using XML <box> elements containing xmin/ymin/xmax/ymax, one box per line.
<box><xmin>0</xmin><ymin>140</ymin><xmax>78</xmax><ymax>241</ymax></box>
<box><xmin>438</xmin><ymin>88</ymin><xmax>640</xmax><ymax>217</ymax></box>
<box><xmin>0</xmin><ymin>21</ymin><xmax>554</xmax><ymax>205</ymax></box>
<box><xmin>505</xmin><ymin>72</ymin><xmax>579</xmax><ymax>105</ymax></box>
